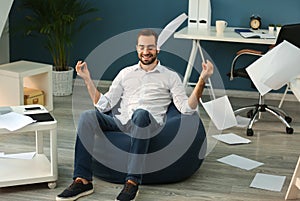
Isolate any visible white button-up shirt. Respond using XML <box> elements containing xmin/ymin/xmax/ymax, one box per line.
<box><xmin>95</xmin><ymin>62</ymin><xmax>196</xmax><ymax>125</ymax></box>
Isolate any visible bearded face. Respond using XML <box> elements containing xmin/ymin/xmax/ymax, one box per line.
<box><xmin>136</xmin><ymin>35</ymin><xmax>159</xmax><ymax>66</ymax></box>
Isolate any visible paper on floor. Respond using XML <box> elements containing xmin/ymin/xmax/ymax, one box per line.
<box><xmin>0</xmin><ymin>152</ymin><xmax>36</xmax><ymax>160</ymax></box>
<box><xmin>217</xmin><ymin>154</ymin><xmax>263</xmax><ymax>170</ymax></box>
<box><xmin>212</xmin><ymin>133</ymin><xmax>251</xmax><ymax>145</ymax></box>
<box><xmin>250</xmin><ymin>173</ymin><xmax>286</xmax><ymax>192</ymax></box>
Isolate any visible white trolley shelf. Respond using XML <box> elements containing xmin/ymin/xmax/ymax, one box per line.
<box><xmin>0</xmin><ymin>104</ymin><xmax>57</xmax><ymax>189</ymax></box>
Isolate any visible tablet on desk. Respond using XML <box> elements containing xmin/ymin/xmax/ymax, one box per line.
<box><xmin>234</xmin><ymin>28</ymin><xmax>253</xmax><ymax>33</ymax></box>
<box><xmin>25</xmin><ymin>113</ymin><xmax>55</xmax><ymax>122</ymax></box>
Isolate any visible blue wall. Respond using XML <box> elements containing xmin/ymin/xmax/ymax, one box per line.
<box><xmin>9</xmin><ymin>0</ymin><xmax>300</xmax><ymax>92</ymax></box>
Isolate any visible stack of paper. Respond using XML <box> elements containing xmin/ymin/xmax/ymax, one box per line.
<box><xmin>0</xmin><ymin>112</ymin><xmax>36</xmax><ymax>131</ymax></box>
<box><xmin>239</xmin><ymin>32</ymin><xmax>275</xmax><ymax>39</ymax></box>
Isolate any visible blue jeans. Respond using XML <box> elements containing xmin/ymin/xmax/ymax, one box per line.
<box><xmin>73</xmin><ymin>108</ymin><xmax>160</xmax><ymax>184</ymax></box>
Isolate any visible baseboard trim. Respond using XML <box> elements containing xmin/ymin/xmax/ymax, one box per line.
<box><xmin>74</xmin><ymin>79</ymin><xmax>299</xmax><ymax>102</ymax></box>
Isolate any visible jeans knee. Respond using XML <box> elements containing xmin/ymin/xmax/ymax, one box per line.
<box><xmin>131</xmin><ymin>109</ymin><xmax>151</xmax><ymax>127</ymax></box>
<box><xmin>78</xmin><ymin>110</ymin><xmax>97</xmax><ymax>127</ymax></box>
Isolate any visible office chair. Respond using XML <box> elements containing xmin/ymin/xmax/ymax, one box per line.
<box><xmin>228</xmin><ymin>23</ymin><xmax>300</xmax><ymax>136</ymax></box>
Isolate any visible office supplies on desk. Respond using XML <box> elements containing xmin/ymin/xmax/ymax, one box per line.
<box><xmin>238</xmin><ymin>32</ymin><xmax>275</xmax><ymax>39</ymax></box>
<box><xmin>234</xmin><ymin>28</ymin><xmax>253</xmax><ymax>33</ymax></box>
<box><xmin>188</xmin><ymin>0</ymin><xmax>198</xmax><ymax>28</ymax></box>
<box><xmin>25</xmin><ymin>112</ymin><xmax>55</xmax><ymax>122</ymax></box>
<box><xmin>188</xmin><ymin>0</ymin><xmax>211</xmax><ymax>29</ymax></box>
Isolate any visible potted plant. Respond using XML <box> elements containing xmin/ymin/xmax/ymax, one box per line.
<box><xmin>19</xmin><ymin>0</ymin><xmax>100</xmax><ymax>96</ymax></box>
<box><xmin>268</xmin><ymin>24</ymin><xmax>275</xmax><ymax>35</ymax></box>
<box><xmin>276</xmin><ymin>24</ymin><xmax>282</xmax><ymax>37</ymax></box>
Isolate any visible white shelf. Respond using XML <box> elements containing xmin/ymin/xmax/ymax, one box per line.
<box><xmin>0</xmin><ymin>60</ymin><xmax>53</xmax><ymax>111</ymax></box>
<box><xmin>0</xmin><ymin>105</ymin><xmax>57</xmax><ymax>188</ymax></box>
<box><xmin>0</xmin><ymin>154</ymin><xmax>55</xmax><ymax>187</ymax></box>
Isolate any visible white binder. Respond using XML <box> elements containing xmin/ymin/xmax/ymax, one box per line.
<box><xmin>198</xmin><ymin>0</ymin><xmax>211</xmax><ymax>29</ymax></box>
<box><xmin>188</xmin><ymin>0</ymin><xmax>199</xmax><ymax>28</ymax></box>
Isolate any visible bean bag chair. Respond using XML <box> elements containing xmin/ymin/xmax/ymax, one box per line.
<box><xmin>92</xmin><ymin>102</ymin><xmax>207</xmax><ymax>184</ymax></box>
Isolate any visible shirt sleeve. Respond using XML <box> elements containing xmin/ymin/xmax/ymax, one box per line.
<box><xmin>169</xmin><ymin>71</ymin><xmax>198</xmax><ymax>114</ymax></box>
<box><xmin>94</xmin><ymin>93</ymin><xmax>111</xmax><ymax>112</ymax></box>
<box><xmin>94</xmin><ymin>70</ymin><xmax>124</xmax><ymax>112</ymax></box>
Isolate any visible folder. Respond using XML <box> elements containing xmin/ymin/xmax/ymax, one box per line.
<box><xmin>188</xmin><ymin>0</ymin><xmax>199</xmax><ymax>28</ymax></box>
<box><xmin>198</xmin><ymin>0</ymin><xmax>211</xmax><ymax>29</ymax></box>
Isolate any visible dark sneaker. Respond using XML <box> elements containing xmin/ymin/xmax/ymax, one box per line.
<box><xmin>56</xmin><ymin>179</ymin><xmax>94</xmax><ymax>201</ymax></box>
<box><xmin>115</xmin><ymin>181</ymin><xmax>139</xmax><ymax>201</ymax></box>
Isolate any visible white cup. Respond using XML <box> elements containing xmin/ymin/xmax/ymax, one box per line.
<box><xmin>216</xmin><ymin>20</ymin><xmax>228</xmax><ymax>33</ymax></box>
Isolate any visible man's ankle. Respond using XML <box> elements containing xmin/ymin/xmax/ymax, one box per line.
<box><xmin>75</xmin><ymin>177</ymin><xmax>90</xmax><ymax>185</ymax></box>
<box><xmin>126</xmin><ymin>179</ymin><xmax>138</xmax><ymax>186</ymax></box>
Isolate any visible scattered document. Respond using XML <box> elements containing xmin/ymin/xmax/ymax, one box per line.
<box><xmin>246</xmin><ymin>40</ymin><xmax>300</xmax><ymax>96</ymax></box>
<box><xmin>290</xmin><ymin>77</ymin><xmax>300</xmax><ymax>101</ymax></box>
<box><xmin>235</xmin><ymin>115</ymin><xmax>258</xmax><ymax>128</ymax></box>
<box><xmin>0</xmin><ymin>152</ymin><xmax>36</xmax><ymax>160</ymax></box>
<box><xmin>212</xmin><ymin>133</ymin><xmax>251</xmax><ymax>145</ymax></box>
<box><xmin>235</xmin><ymin>115</ymin><xmax>250</xmax><ymax>127</ymax></box>
<box><xmin>157</xmin><ymin>13</ymin><xmax>188</xmax><ymax>49</ymax></box>
<box><xmin>239</xmin><ymin>32</ymin><xmax>275</xmax><ymax>39</ymax></box>
<box><xmin>250</xmin><ymin>173</ymin><xmax>286</xmax><ymax>192</ymax></box>
<box><xmin>200</xmin><ymin>95</ymin><xmax>237</xmax><ymax>130</ymax></box>
<box><xmin>0</xmin><ymin>112</ymin><xmax>36</xmax><ymax>131</ymax></box>
<box><xmin>0</xmin><ymin>107</ymin><xmax>12</xmax><ymax>115</ymax></box>
<box><xmin>217</xmin><ymin>154</ymin><xmax>264</xmax><ymax>170</ymax></box>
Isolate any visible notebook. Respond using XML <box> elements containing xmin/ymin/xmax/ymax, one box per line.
<box><xmin>25</xmin><ymin>113</ymin><xmax>55</xmax><ymax>122</ymax></box>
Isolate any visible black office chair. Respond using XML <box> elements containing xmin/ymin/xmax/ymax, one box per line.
<box><xmin>228</xmin><ymin>23</ymin><xmax>300</xmax><ymax>136</ymax></box>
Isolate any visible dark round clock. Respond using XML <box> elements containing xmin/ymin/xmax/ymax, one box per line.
<box><xmin>250</xmin><ymin>15</ymin><xmax>261</xmax><ymax>30</ymax></box>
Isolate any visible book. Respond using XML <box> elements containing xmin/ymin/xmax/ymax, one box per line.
<box><xmin>234</xmin><ymin>28</ymin><xmax>253</xmax><ymax>33</ymax></box>
<box><xmin>25</xmin><ymin>113</ymin><xmax>55</xmax><ymax>122</ymax></box>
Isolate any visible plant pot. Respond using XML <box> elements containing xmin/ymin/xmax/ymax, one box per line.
<box><xmin>52</xmin><ymin>66</ymin><xmax>74</xmax><ymax>96</ymax></box>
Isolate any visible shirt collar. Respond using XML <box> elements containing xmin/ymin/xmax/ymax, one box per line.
<box><xmin>134</xmin><ymin>61</ymin><xmax>164</xmax><ymax>73</ymax></box>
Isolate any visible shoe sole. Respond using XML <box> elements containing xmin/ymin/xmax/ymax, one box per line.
<box><xmin>115</xmin><ymin>190</ymin><xmax>139</xmax><ymax>201</ymax></box>
<box><xmin>56</xmin><ymin>188</ymin><xmax>94</xmax><ymax>201</ymax></box>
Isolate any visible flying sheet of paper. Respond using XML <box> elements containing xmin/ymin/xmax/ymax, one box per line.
<box><xmin>0</xmin><ymin>112</ymin><xmax>36</xmax><ymax>131</ymax></box>
<box><xmin>212</xmin><ymin>133</ymin><xmax>251</xmax><ymax>145</ymax></box>
<box><xmin>235</xmin><ymin>115</ymin><xmax>250</xmax><ymax>127</ymax></box>
<box><xmin>200</xmin><ymin>95</ymin><xmax>237</xmax><ymax>130</ymax></box>
<box><xmin>290</xmin><ymin>77</ymin><xmax>300</xmax><ymax>101</ymax></box>
<box><xmin>0</xmin><ymin>0</ymin><xmax>14</xmax><ymax>36</ymax></box>
<box><xmin>246</xmin><ymin>40</ymin><xmax>300</xmax><ymax>96</ymax></box>
<box><xmin>261</xmin><ymin>41</ymin><xmax>300</xmax><ymax>90</ymax></box>
<box><xmin>0</xmin><ymin>152</ymin><xmax>36</xmax><ymax>160</ymax></box>
<box><xmin>250</xmin><ymin>173</ymin><xmax>286</xmax><ymax>192</ymax></box>
<box><xmin>157</xmin><ymin>13</ymin><xmax>188</xmax><ymax>49</ymax></box>
<box><xmin>217</xmin><ymin>154</ymin><xmax>264</xmax><ymax>170</ymax></box>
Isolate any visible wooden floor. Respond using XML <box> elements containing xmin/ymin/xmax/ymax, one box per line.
<box><xmin>0</xmin><ymin>89</ymin><xmax>300</xmax><ymax>201</ymax></box>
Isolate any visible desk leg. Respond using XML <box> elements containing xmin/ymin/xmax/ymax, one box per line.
<box><xmin>285</xmin><ymin>156</ymin><xmax>300</xmax><ymax>200</ymax></box>
<box><xmin>183</xmin><ymin>40</ymin><xmax>198</xmax><ymax>87</ymax></box>
<box><xmin>50</xmin><ymin>128</ymin><xmax>58</xmax><ymax>179</ymax></box>
<box><xmin>35</xmin><ymin>131</ymin><xmax>43</xmax><ymax>154</ymax></box>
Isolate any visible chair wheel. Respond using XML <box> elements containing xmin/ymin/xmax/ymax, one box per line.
<box><xmin>285</xmin><ymin>116</ymin><xmax>292</xmax><ymax>123</ymax></box>
<box><xmin>247</xmin><ymin>128</ymin><xmax>254</xmax><ymax>136</ymax></box>
<box><xmin>286</xmin><ymin>127</ymin><xmax>294</xmax><ymax>134</ymax></box>
<box><xmin>247</xmin><ymin>110</ymin><xmax>254</xmax><ymax>118</ymax></box>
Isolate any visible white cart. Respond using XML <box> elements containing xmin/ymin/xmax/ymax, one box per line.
<box><xmin>0</xmin><ymin>105</ymin><xmax>57</xmax><ymax>189</ymax></box>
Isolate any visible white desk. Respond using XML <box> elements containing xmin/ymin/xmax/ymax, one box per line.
<box><xmin>174</xmin><ymin>26</ymin><xmax>277</xmax><ymax>86</ymax></box>
<box><xmin>0</xmin><ymin>104</ymin><xmax>57</xmax><ymax>189</ymax></box>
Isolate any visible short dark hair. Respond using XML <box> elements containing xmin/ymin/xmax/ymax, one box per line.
<box><xmin>136</xmin><ymin>29</ymin><xmax>158</xmax><ymax>45</ymax></box>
